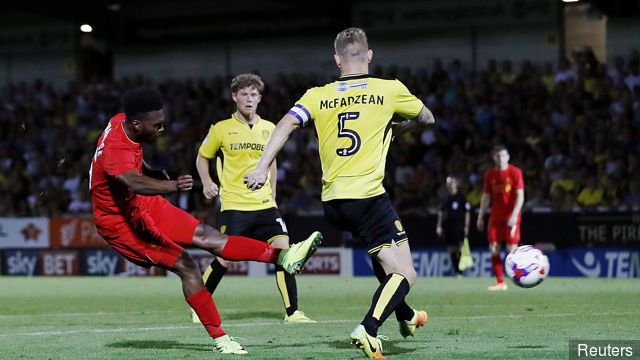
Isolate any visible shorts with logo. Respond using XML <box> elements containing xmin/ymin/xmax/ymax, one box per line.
<box><xmin>487</xmin><ymin>218</ymin><xmax>521</xmax><ymax>245</ymax></box>
<box><xmin>322</xmin><ymin>193</ymin><xmax>408</xmax><ymax>254</ymax></box>
<box><xmin>96</xmin><ymin>196</ymin><xmax>200</xmax><ymax>269</ymax></box>
<box><xmin>218</xmin><ymin>207</ymin><xmax>288</xmax><ymax>243</ymax></box>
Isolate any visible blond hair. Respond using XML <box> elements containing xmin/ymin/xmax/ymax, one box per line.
<box><xmin>334</xmin><ymin>27</ymin><xmax>369</xmax><ymax>61</ymax></box>
<box><xmin>230</xmin><ymin>73</ymin><xmax>264</xmax><ymax>94</ymax></box>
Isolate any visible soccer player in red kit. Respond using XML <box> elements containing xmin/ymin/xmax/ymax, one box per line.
<box><xmin>89</xmin><ymin>87</ymin><xmax>321</xmax><ymax>354</ymax></box>
<box><xmin>476</xmin><ymin>145</ymin><xmax>524</xmax><ymax>291</ymax></box>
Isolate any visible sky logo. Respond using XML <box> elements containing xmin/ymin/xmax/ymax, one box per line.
<box><xmin>571</xmin><ymin>251</ymin><xmax>601</xmax><ymax>277</ymax></box>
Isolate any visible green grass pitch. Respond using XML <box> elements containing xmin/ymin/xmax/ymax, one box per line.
<box><xmin>1</xmin><ymin>276</ymin><xmax>639</xmax><ymax>359</ymax></box>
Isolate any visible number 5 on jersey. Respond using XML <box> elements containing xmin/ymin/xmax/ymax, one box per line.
<box><xmin>336</xmin><ymin>112</ymin><xmax>361</xmax><ymax>157</ymax></box>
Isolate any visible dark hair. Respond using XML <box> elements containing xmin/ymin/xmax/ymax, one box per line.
<box><xmin>231</xmin><ymin>73</ymin><xmax>265</xmax><ymax>94</ymax></box>
<box><xmin>123</xmin><ymin>87</ymin><xmax>163</xmax><ymax>121</ymax></box>
<box><xmin>491</xmin><ymin>144</ymin><xmax>508</xmax><ymax>156</ymax></box>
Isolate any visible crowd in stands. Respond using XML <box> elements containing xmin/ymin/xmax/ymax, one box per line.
<box><xmin>1</xmin><ymin>47</ymin><xmax>639</xmax><ymax>219</ymax></box>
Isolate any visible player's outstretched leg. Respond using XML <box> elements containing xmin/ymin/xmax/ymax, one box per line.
<box><xmin>278</xmin><ymin>231</ymin><xmax>323</xmax><ymax>274</ymax></box>
<box><xmin>192</xmin><ymin>258</ymin><xmax>229</xmax><ymax>324</ymax></box>
<box><xmin>192</xmin><ymin>224</ymin><xmax>321</xmax><ymax>275</ymax></box>
<box><xmin>171</xmin><ymin>251</ymin><xmax>247</xmax><ymax>354</ymax></box>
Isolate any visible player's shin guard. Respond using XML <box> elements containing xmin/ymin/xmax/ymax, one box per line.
<box><xmin>276</xmin><ymin>265</ymin><xmax>298</xmax><ymax>316</ymax></box>
<box><xmin>185</xmin><ymin>287</ymin><xmax>226</xmax><ymax>338</ymax></box>
<box><xmin>203</xmin><ymin>258</ymin><xmax>228</xmax><ymax>294</ymax></box>
<box><xmin>362</xmin><ymin>273</ymin><xmax>411</xmax><ymax>336</ymax></box>
<box><xmin>221</xmin><ymin>235</ymin><xmax>280</xmax><ymax>263</ymax></box>
<box><xmin>491</xmin><ymin>254</ymin><xmax>504</xmax><ymax>283</ymax></box>
<box><xmin>371</xmin><ymin>258</ymin><xmax>413</xmax><ymax>322</ymax></box>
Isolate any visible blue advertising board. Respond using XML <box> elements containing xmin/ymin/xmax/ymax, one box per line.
<box><xmin>353</xmin><ymin>248</ymin><xmax>640</xmax><ymax>278</ymax></box>
<box><xmin>2</xmin><ymin>249</ymin><xmax>40</xmax><ymax>276</ymax></box>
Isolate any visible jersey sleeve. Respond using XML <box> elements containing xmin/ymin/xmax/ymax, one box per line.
<box><xmin>514</xmin><ymin>167</ymin><xmax>524</xmax><ymax>190</ymax></box>
<box><xmin>198</xmin><ymin>124</ymin><xmax>221</xmax><ymax>159</ymax></box>
<box><xmin>394</xmin><ymin>80</ymin><xmax>425</xmax><ymax>119</ymax></box>
<box><xmin>287</xmin><ymin>89</ymin><xmax>315</xmax><ymax>127</ymax></box>
<box><xmin>103</xmin><ymin>146</ymin><xmax>138</xmax><ymax>177</ymax></box>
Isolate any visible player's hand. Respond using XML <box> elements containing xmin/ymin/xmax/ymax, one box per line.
<box><xmin>476</xmin><ymin>217</ymin><xmax>484</xmax><ymax>231</ymax></box>
<box><xmin>424</xmin><ymin>107</ymin><xmax>435</xmax><ymax>124</ymax></box>
<box><xmin>436</xmin><ymin>225</ymin><xmax>443</xmax><ymax>237</ymax></box>
<box><xmin>392</xmin><ymin>120</ymin><xmax>412</xmax><ymax>138</ymax></box>
<box><xmin>243</xmin><ymin>168</ymin><xmax>267</xmax><ymax>191</ymax></box>
<box><xmin>202</xmin><ymin>180</ymin><xmax>219</xmax><ymax>199</ymax></box>
<box><xmin>176</xmin><ymin>175</ymin><xmax>193</xmax><ymax>192</ymax></box>
<box><xmin>507</xmin><ymin>215</ymin><xmax>518</xmax><ymax>228</ymax></box>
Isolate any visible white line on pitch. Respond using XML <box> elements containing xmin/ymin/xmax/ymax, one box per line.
<box><xmin>0</xmin><ymin>311</ymin><xmax>638</xmax><ymax>338</ymax></box>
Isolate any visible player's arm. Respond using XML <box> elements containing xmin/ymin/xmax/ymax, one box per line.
<box><xmin>436</xmin><ymin>210</ymin><xmax>443</xmax><ymax>237</ymax></box>
<box><xmin>196</xmin><ymin>154</ymin><xmax>219</xmax><ymax>199</ymax></box>
<box><xmin>476</xmin><ymin>192</ymin><xmax>490</xmax><ymax>231</ymax></box>
<box><xmin>270</xmin><ymin>159</ymin><xmax>278</xmax><ymax>204</ymax></box>
<box><xmin>141</xmin><ymin>159</ymin><xmax>170</xmax><ymax>180</ymax></box>
<box><xmin>508</xmin><ymin>189</ymin><xmax>525</xmax><ymax>227</ymax></box>
<box><xmin>117</xmin><ymin>170</ymin><xmax>193</xmax><ymax>196</ymax></box>
<box><xmin>393</xmin><ymin>106</ymin><xmax>435</xmax><ymax>136</ymax></box>
<box><xmin>464</xmin><ymin>209</ymin><xmax>471</xmax><ymax>237</ymax></box>
<box><xmin>244</xmin><ymin>114</ymin><xmax>300</xmax><ymax>190</ymax></box>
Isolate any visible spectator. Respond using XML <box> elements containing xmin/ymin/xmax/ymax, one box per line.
<box><xmin>577</xmin><ymin>176</ymin><xmax>604</xmax><ymax>210</ymax></box>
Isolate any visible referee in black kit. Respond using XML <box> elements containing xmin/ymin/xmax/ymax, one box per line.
<box><xmin>436</xmin><ymin>176</ymin><xmax>471</xmax><ymax>276</ymax></box>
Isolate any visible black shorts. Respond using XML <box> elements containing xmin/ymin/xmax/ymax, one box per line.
<box><xmin>218</xmin><ymin>207</ymin><xmax>289</xmax><ymax>243</ymax></box>
<box><xmin>322</xmin><ymin>193</ymin><xmax>408</xmax><ymax>254</ymax></box>
<box><xmin>441</xmin><ymin>223</ymin><xmax>464</xmax><ymax>246</ymax></box>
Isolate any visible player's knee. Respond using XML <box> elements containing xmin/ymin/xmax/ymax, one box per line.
<box><xmin>173</xmin><ymin>251</ymin><xmax>201</xmax><ymax>278</ymax></box>
<box><xmin>403</xmin><ymin>266</ymin><xmax>417</xmax><ymax>286</ymax></box>
<box><xmin>217</xmin><ymin>257</ymin><xmax>233</xmax><ymax>268</ymax></box>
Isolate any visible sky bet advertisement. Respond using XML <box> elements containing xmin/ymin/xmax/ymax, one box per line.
<box><xmin>1</xmin><ymin>248</ymin><xmax>163</xmax><ymax>276</ymax></box>
<box><xmin>353</xmin><ymin>248</ymin><xmax>640</xmax><ymax>278</ymax></box>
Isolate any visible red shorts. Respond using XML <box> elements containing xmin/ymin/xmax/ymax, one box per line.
<box><xmin>487</xmin><ymin>219</ymin><xmax>520</xmax><ymax>245</ymax></box>
<box><xmin>96</xmin><ymin>196</ymin><xmax>200</xmax><ymax>268</ymax></box>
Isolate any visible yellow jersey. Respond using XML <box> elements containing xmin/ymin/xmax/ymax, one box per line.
<box><xmin>198</xmin><ymin>114</ymin><xmax>276</xmax><ymax>211</ymax></box>
<box><xmin>288</xmin><ymin>74</ymin><xmax>424</xmax><ymax>201</ymax></box>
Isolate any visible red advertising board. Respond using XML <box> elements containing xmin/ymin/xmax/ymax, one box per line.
<box><xmin>40</xmin><ymin>249</ymin><xmax>80</xmax><ymax>276</ymax></box>
<box><xmin>49</xmin><ymin>218</ymin><xmax>109</xmax><ymax>248</ymax></box>
<box><xmin>301</xmin><ymin>252</ymin><xmax>341</xmax><ymax>274</ymax></box>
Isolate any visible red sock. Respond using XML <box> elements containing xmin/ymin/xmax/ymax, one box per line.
<box><xmin>491</xmin><ymin>254</ymin><xmax>504</xmax><ymax>283</ymax></box>
<box><xmin>221</xmin><ymin>235</ymin><xmax>280</xmax><ymax>263</ymax></box>
<box><xmin>186</xmin><ymin>287</ymin><xmax>226</xmax><ymax>339</ymax></box>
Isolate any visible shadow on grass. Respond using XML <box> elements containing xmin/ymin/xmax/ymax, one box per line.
<box><xmin>106</xmin><ymin>340</ymin><xmax>210</xmax><ymax>352</ymax></box>
<box><xmin>221</xmin><ymin>310</ymin><xmax>282</xmax><ymax>320</ymax></box>
<box><xmin>324</xmin><ymin>340</ymin><xmax>417</xmax><ymax>355</ymax></box>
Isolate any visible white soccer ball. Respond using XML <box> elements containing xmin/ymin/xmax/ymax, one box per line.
<box><xmin>504</xmin><ymin>245</ymin><xmax>549</xmax><ymax>288</ymax></box>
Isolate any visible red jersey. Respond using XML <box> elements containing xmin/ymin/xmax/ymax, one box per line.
<box><xmin>483</xmin><ymin>164</ymin><xmax>524</xmax><ymax>222</ymax></box>
<box><xmin>89</xmin><ymin>113</ymin><xmax>151</xmax><ymax>233</ymax></box>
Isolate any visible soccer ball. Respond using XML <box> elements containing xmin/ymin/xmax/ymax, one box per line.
<box><xmin>505</xmin><ymin>245</ymin><xmax>549</xmax><ymax>288</ymax></box>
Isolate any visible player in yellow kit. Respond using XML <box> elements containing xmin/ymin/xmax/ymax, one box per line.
<box><xmin>195</xmin><ymin>74</ymin><xmax>316</xmax><ymax>324</ymax></box>
<box><xmin>244</xmin><ymin>28</ymin><xmax>433</xmax><ymax>358</ymax></box>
